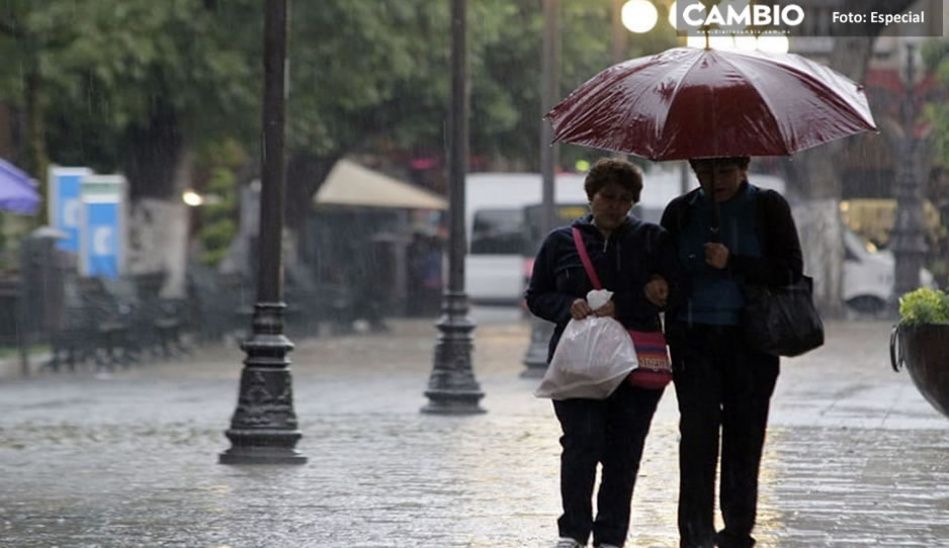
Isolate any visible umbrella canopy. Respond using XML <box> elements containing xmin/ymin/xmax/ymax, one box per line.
<box><xmin>315</xmin><ymin>159</ymin><xmax>446</xmax><ymax>210</ymax></box>
<box><xmin>0</xmin><ymin>158</ymin><xmax>40</xmax><ymax>215</ymax></box>
<box><xmin>547</xmin><ymin>47</ymin><xmax>876</xmax><ymax>161</ymax></box>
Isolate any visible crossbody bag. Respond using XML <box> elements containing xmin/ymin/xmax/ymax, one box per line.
<box><xmin>571</xmin><ymin>227</ymin><xmax>672</xmax><ymax>390</ymax></box>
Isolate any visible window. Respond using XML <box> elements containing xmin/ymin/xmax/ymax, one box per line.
<box><xmin>522</xmin><ymin>204</ymin><xmax>584</xmax><ymax>252</ymax></box>
<box><xmin>470</xmin><ymin>209</ymin><xmax>525</xmax><ymax>254</ymax></box>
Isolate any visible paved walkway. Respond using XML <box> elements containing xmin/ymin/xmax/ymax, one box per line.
<box><xmin>0</xmin><ymin>317</ymin><xmax>946</xmax><ymax>547</ymax></box>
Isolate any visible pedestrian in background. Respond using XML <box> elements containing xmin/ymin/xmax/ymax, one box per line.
<box><xmin>660</xmin><ymin>156</ymin><xmax>803</xmax><ymax>548</ymax></box>
<box><xmin>526</xmin><ymin>158</ymin><xmax>678</xmax><ymax>548</ymax></box>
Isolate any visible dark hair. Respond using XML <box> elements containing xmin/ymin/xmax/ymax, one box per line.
<box><xmin>688</xmin><ymin>156</ymin><xmax>751</xmax><ymax>171</ymax></box>
<box><xmin>584</xmin><ymin>158</ymin><xmax>643</xmax><ymax>202</ymax></box>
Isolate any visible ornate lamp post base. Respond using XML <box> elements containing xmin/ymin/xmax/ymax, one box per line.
<box><xmin>422</xmin><ymin>294</ymin><xmax>485</xmax><ymax>415</ymax></box>
<box><xmin>220</xmin><ymin>306</ymin><xmax>307</xmax><ymax>465</ymax></box>
<box><xmin>521</xmin><ymin>318</ymin><xmax>553</xmax><ymax>378</ymax></box>
<box><xmin>219</xmin><ymin>434</ymin><xmax>307</xmax><ymax>465</ymax></box>
<box><xmin>421</xmin><ymin>389</ymin><xmax>486</xmax><ymax>415</ymax></box>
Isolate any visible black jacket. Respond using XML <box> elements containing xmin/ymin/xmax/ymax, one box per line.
<box><xmin>525</xmin><ymin>214</ymin><xmax>679</xmax><ymax>362</ymax></box>
<box><xmin>659</xmin><ymin>183</ymin><xmax>804</xmax><ymax>325</ymax></box>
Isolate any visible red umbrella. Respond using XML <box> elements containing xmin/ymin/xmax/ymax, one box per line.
<box><xmin>546</xmin><ymin>47</ymin><xmax>877</xmax><ymax>160</ymax></box>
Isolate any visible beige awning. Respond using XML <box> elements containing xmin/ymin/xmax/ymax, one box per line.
<box><xmin>314</xmin><ymin>159</ymin><xmax>447</xmax><ymax>210</ymax></box>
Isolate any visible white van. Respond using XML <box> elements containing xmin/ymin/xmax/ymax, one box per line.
<box><xmin>464</xmin><ymin>166</ymin><xmax>693</xmax><ymax>304</ymax></box>
<box><xmin>464</xmin><ymin>172</ymin><xmax>586</xmax><ymax>304</ymax></box>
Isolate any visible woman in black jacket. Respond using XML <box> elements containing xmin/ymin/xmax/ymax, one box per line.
<box><xmin>660</xmin><ymin>156</ymin><xmax>803</xmax><ymax>548</ymax></box>
<box><xmin>526</xmin><ymin>158</ymin><xmax>679</xmax><ymax>548</ymax></box>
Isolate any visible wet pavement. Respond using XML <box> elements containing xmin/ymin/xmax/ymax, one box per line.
<box><xmin>0</xmin><ymin>315</ymin><xmax>947</xmax><ymax>547</ymax></box>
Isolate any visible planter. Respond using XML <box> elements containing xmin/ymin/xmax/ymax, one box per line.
<box><xmin>890</xmin><ymin>324</ymin><xmax>949</xmax><ymax>418</ymax></box>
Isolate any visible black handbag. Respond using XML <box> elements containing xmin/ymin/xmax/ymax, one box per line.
<box><xmin>742</xmin><ymin>275</ymin><xmax>824</xmax><ymax>357</ymax></box>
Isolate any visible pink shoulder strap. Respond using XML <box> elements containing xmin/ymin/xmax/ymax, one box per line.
<box><xmin>571</xmin><ymin>227</ymin><xmax>602</xmax><ymax>290</ymax></box>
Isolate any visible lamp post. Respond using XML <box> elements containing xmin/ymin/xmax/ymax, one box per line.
<box><xmin>219</xmin><ymin>0</ymin><xmax>306</xmax><ymax>464</ymax></box>
<box><xmin>421</xmin><ymin>0</ymin><xmax>485</xmax><ymax>415</ymax></box>
<box><xmin>890</xmin><ymin>42</ymin><xmax>927</xmax><ymax>302</ymax></box>
<box><xmin>521</xmin><ymin>0</ymin><xmax>560</xmax><ymax>378</ymax></box>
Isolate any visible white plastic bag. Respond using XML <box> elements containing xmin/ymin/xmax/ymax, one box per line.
<box><xmin>535</xmin><ymin>316</ymin><xmax>639</xmax><ymax>400</ymax></box>
<box><xmin>586</xmin><ymin>288</ymin><xmax>612</xmax><ymax>310</ymax></box>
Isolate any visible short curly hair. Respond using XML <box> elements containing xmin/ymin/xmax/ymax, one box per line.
<box><xmin>583</xmin><ymin>158</ymin><xmax>643</xmax><ymax>202</ymax></box>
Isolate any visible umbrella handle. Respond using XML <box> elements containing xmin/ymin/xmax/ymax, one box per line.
<box><xmin>708</xmin><ymin>201</ymin><xmax>721</xmax><ymax>243</ymax></box>
<box><xmin>706</xmin><ymin>165</ymin><xmax>721</xmax><ymax>242</ymax></box>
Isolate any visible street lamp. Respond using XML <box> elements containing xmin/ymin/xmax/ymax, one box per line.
<box><xmin>182</xmin><ymin>190</ymin><xmax>204</xmax><ymax>207</ymax></box>
<box><xmin>421</xmin><ymin>0</ymin><xmax>486</xmax><ymax>415</ymax></box>
<box><xmin>621</xmin><ymin>0</ymin><xmax>658</xmax><ymax>33</ymax></box>
<box><xmin>890</xmin><ymin>42</ymin><xmax>928</xmax><ymax>302</ymax></box>
<box><xmin>522</xmin><ymin>0</ymin><xmax>561</xmax><ymax>379</ymax></box>
<box><xmin>219</xmin><ymin>0</ymin><xmax>306</xmax><ymax>464</ymax></box>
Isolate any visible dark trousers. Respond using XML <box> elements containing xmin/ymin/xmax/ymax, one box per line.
<box><xmin>669</xmin><ymin>324</ymin><xmax>779</xmax><ymax>548</ymax></box>
<box><xmin>553</xmin><ymin>382</ymin><xmax>663</xmax><ymax>547</ymax></box>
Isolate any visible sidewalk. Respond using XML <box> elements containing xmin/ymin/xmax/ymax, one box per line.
<box><xmin>0</xmin><ymin>317</ymin><xmax>946</xmax><ymax>547</ymax></box>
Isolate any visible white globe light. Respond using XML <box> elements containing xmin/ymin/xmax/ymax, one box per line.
<box><xmin>667</xmin><ymin>1</ymin><xmax>677</xmax><ymax>28</ymax></box>
<box><xmin>182</xmin><ymin>190</ymin><xmax>204</xmax><ymax>207</ymax></box>
<box><xmin>622</xmin><ymin>0</ymin><xmax>658</xmax><ymax>34</ymax></box>
<box><xmin>757</xmin><ymin>35</ymin><xmax>790</xmax><ymax>54</ymax></box>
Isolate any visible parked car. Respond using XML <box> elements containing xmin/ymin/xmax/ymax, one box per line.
<box><xmin>843</xmin><ymin>228</ymin><xmax>935</xmax><ymax>315</ymax></box>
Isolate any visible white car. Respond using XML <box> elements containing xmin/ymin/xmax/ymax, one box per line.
<box><xmin>842</xmin><ymin>228</ymin><xmax>935</xmax><ymax>314</ymax></box>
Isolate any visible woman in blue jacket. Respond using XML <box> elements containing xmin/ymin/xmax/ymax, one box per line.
<box><xmin>660</xmin><ymin>156</ymin><xmax>803</xmax><ymax>548</ymax></box>
<box><xmin>526</xmin><ymin>158</ymin><xmax>679</xmax><ymax>548</ymax></box>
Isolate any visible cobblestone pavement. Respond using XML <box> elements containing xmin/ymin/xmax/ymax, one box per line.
<box><xmin>0</xmin><ymin>317</ymin><xmax>946</xmax><ymax>547</ymax></box>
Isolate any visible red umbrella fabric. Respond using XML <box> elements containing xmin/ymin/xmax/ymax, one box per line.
<box><xmin>546</xmin><ymin>47</ymin><xmax>876</xmax><ymax>161</ymax></box>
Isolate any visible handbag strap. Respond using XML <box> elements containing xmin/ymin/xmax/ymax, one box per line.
<box><xmin>571</xmin><ymin>226</ymin><xmax>602</xmax><ymax>290</ymax></box>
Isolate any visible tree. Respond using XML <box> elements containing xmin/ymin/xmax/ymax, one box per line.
<box><xmin>923</xmin><ymin>39</ymin><xmax>949</xmax><ymax>169</ymax></box>
<box><xmin>282</xmin><ymin>0</ymin><xmax>678</xmax><ymax>230</ymax></box>
<box><xmin>782</xmin><ymin>0</ymin><xmax>916</xmax><ymax>317</ymax></box>
<box><xmin>1</xmin><ymin>0</ymin><xmax>260</xmax><ymax>291</ymax></box>
<box><xmin>1</xmin><ymin>0</ymin><xmax>677</xmax><ymax>279</ymax></box>
<box><xmin>921</xmin><ymin>38</ymin><xmax>949</xmax><ymax>287</ymax></box>
<box><xmin>1</xmin><ymin>0</ymin><xmax>261</xmax><ymax>194</ymax></box>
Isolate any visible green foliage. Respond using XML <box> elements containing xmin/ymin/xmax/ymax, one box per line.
<box><xmin>922</xmin><ymin>39</ymin><xmax>949</xmax><ymax>168</ymax></box>
<box><xmin>2</xmin><ymin>0</ymin><xmax>679</xmax><ymax>203</ymax></box>
<box><xmin>0</xmin><ymin>0</ymin><xmax>260</xmax><ymax>180</ymax></box>
<box><xmin>45</xmin><ymin>0</ymin><xmax>258</xmax><ymax>134</ymax></box>
<box><xmin>898</xmin><ymin>288</ymin><xmax>949</xmax><ymax>326</ymax></box>
<box><xmin>195</xmin><ymin>139</ymin><xmax>245</xmax><ymax>266</ymax></box>
<box><xmin>286</xmin><ymin>0</ymin><xmax>677</xmax><ymax>171</ymax></box>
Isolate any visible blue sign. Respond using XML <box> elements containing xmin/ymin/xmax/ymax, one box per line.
<box><xmin>48</xmin><ymin>167</ymin><xmax>91</xmax><ymax>253</ymax></box>
<box><xmin>82</xmin><ymin>200</ymin><xmax>122</xmax><ymax>279</ymax></box>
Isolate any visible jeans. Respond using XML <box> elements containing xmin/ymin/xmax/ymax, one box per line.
<box><xmin>669</xmin><ymin>323</ymin><xmax>779</xmax><ymax>548</ymax></box>
<box><xmin>553</xmin><ymin>382</ymin><xmax>663</xmax><ymax>547</ymax></box>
